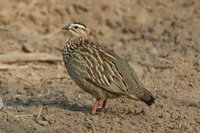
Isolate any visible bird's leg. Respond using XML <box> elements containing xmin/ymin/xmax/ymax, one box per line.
<box><xmin>101</xmin><ymin>100</ymin><xmax>107</xmax><ymax>112</ymax></box>
<box><xmin>91</xmin><ymin>99</ymin><xmax>99</xmax><ymax>114</ymax></box>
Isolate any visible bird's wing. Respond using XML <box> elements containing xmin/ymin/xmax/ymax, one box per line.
<box><xmin>79</xmin><ymin>43</ymin><xmax>129</xmax><ymax>94</ymax></box>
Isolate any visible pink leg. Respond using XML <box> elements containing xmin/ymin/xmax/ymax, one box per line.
<box><xmin>101</xmin><ymin>100</ymin><xmax>107</xmax><ymax>112</ymax></box>
<box><xmin>91</xmin><ymin>99</ymin><xmax>99</xmax><ymax>114</ymax></box>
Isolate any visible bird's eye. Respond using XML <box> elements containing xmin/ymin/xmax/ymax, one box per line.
<box><xmin>74</xmin><ymin>26</ymin><xmax>78</xmax><ymax>29</ymax></box>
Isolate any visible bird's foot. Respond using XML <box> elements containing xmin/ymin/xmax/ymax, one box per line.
<box><xmin>101</xmin><ymin>100</ymin><xmax>107</xmax><ymax>113</ymax></box>
<box><xmin>91</xmin><ymin>99</ymin><xmax>99</xmax><ymax>115</ymax></box>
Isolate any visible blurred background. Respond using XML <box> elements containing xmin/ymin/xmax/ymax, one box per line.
<box><xmin>0</xmin><ymin>0</ymin><xmax>199</xmax><ymax>132</ymax></box>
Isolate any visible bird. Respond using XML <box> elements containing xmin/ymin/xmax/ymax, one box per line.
<box><xmin>62</xmin><ymin>22</ymin><xmax>155</xmax><ymax>114</ymax></box>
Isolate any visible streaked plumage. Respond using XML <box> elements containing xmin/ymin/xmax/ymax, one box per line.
<box><xmin>62</xmin><ymin>22</ymin><xmax>155</xmax><ymax>114</ymax></box>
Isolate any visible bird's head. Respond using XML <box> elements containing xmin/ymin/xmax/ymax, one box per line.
<box><xmin>63</xmin><ymin>22</ymin><xmax>88</xmax><ymax>37</ymax></box>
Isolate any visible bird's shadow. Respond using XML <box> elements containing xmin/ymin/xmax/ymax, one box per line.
<box><xmin>3</xmin><ymin>97</ymin><xmax>91</xmax><ymax>114</ymax></box>
<box><xmin>3</xmin><ymin>97</ymin><xmax>145</xmax><ymax>116</ymax></box>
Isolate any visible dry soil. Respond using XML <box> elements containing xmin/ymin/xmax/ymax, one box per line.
<box><xmin>0</xmin><ymin>0</ymin><xmax>200</xmax><ymax>133</ymax></box>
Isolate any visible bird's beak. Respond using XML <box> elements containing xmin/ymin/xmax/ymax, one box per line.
<box><xmin>62</xmin><ymin>24</ymin><xmax>70</xmax><ymax>31</ymax></box>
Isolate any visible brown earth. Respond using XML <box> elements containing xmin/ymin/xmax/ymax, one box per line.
<box><xmin>0</xmin><ymin>0</ymin><xmax>200</xmax><ymax>132</ymax></box>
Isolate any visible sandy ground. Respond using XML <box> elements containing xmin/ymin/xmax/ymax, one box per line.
<box><xmin>0</xmin><ymin>0</ymin><xmax>200</xmax><ymax>132</ymax></box>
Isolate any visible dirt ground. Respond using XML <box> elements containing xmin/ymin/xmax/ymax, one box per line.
<box><xmin>0</xmin><ymin>0</ymin><xmax>200</xmax><ymax>132</ymax></box>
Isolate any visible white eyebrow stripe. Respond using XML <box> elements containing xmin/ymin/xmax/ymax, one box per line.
<box><xmin>72</xmin><ymin>24</ymin><xmax>86</xmax><ymax>29</ymax></box>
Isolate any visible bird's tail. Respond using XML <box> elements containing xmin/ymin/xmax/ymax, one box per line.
<box><xmin>128</xmin><ymin>86</ymin><xmax>155</xmax><ymax>106</ymax></box>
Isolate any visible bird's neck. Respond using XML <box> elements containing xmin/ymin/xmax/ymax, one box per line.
<box><xmin>70</xmin><ymin>35</ymin><xmax>85</xmax><ymax>41</ymax></box>
<box><xmin>69</xmin><ymin>36</ymin><xmax>92</xmax><ymax>45</ymax></box>
<box><xmin>64</xmin><ymin>36</ymin><xmax>92</xmax><ymax>53</ymax></box>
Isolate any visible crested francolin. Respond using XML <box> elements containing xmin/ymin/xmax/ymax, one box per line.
<box><xmin>62</xmin><ymin>22</ymin><xmax>155</xmax><ymax>114</ymax></box>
